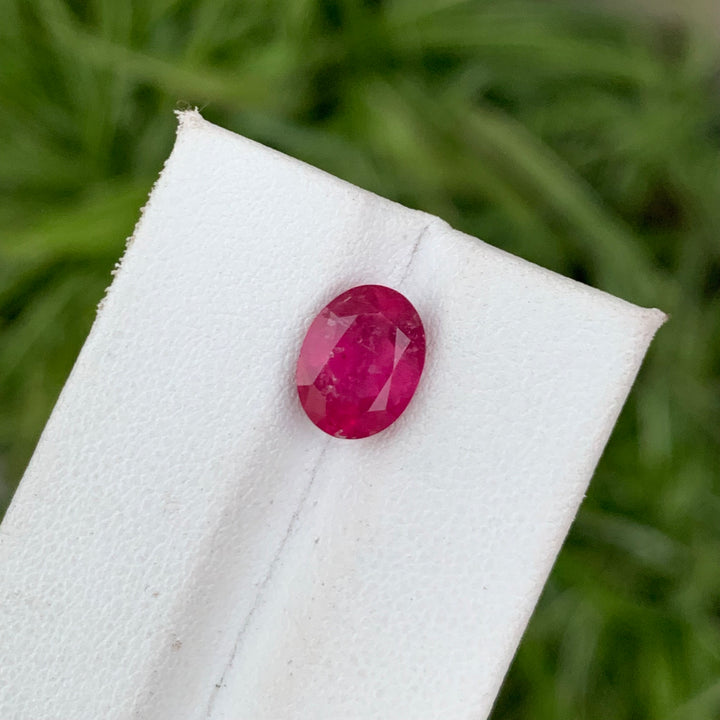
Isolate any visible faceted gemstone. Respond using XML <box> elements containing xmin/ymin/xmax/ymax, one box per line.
<box><xmin>296</xmin><ymin>285</ymin><xmax>426</xmax><ymax>439</ymax></box>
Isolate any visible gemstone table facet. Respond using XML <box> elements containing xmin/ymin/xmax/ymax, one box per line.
<box><xmin>296</xmin><ymin>285</ymin><xmax>426</xmax><ymax>439</ymax></box>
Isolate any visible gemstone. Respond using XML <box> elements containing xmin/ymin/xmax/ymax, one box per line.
<box><xmin>296</xmin><ymin>285</ymin><xmax>426</xmax><ymax>439</ymax></box>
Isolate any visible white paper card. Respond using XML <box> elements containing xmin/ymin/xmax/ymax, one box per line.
<box><xmin>0</xmin><ymin>111</ymin><xmax>664</xmax><ymax>720</ymax></box>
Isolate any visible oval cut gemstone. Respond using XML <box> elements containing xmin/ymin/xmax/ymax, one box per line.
<box><xmin>296</xmin><ymin>285</ymin><xmax>426</xmax><ymax>439</ymax></box>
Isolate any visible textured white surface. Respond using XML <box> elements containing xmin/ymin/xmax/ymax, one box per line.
<box><xmin>0</xmin><ymin>111</ymin><xmax>664</xmax><ymax>720</ymax></box>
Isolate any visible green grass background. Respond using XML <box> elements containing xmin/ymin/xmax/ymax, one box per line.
<box><xmin>1</xmin><ymin>0</ymin><xmax>719</xmax><ymax>717</ymax></box>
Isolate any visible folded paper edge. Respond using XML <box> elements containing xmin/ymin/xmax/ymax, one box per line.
<box><xmin>174</xmin><ymin>109</ymin><xmax>668</xmax><ymax>325</ymax></box>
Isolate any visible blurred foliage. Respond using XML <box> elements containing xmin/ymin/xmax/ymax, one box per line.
<box><xmin>0</xmin><ymin>0</ymin><xmax>719</xmax><ymax>718</ymax></box>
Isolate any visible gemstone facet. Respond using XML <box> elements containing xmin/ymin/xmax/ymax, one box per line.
<box><xmin>296</xmin><ymin>285</ymin><xmax>426</xmax><ymax>439</ymax></box>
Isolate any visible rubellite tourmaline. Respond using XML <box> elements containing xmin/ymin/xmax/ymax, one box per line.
<box><xmin>296</xmin><ymin>285</ymin><xmax>426</xmax><ymax>439</ymax></box>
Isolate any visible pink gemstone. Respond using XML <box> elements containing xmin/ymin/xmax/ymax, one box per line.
<box><xmin>296</xmin><ymin>285</ymin><xmax>426</xmax><ymax>439</ymax></box>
